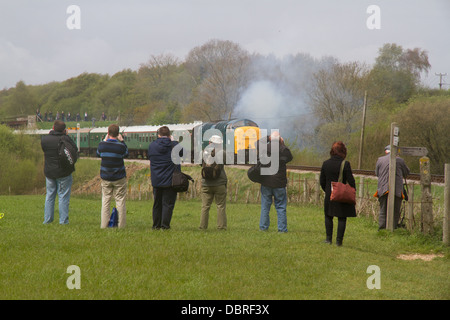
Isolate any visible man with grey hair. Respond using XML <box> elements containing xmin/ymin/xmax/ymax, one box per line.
<box><xmin>257</xmin><ymin>131</ymin><xmax>293</xmax><ymax>233</ymax></box>
<box><xmin>375</xmin><ymin>145</ymin><xmax>410</xmax><ymax>230</ymax></box>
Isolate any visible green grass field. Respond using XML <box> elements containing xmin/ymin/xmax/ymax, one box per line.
<box><xmin>0</xmin><ymin>194</ymin><xmax>448</xmax><ymax>300</ymax></box>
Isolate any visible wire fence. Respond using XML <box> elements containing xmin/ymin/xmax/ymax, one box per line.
<box><xmin>124</xmin><ymin>171</ymin><xmax>445</xmax><ymax>235</ymax></box>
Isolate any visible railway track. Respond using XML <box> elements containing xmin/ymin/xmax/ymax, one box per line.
<box><xmin>113</xmin><ymin>158</ymin><xmax>447</xmax><ymax>184</ymax></box>
<box><xmin>232</xmin><ymin>164</ymin><xmax>444</xmax><ymax>184</ymax></box>
<box><xmin>286</xmin><ymin>165</ymin><xmax>445</xmax><ymax>184</ymax></box>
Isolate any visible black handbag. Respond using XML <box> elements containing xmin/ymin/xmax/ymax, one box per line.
<box><xmin>172</xmin><ymin>170</ymin><xmax>193</xmax><ymax>193</ymax></box>
<box><xmin>247</xmin><ymin>162</ymin><xmax>263</xmax><ymax>183</ymax></box>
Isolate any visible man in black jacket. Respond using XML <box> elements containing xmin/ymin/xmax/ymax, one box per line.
<box><xmin>41</xmin><ymin>120</ymin><xmax>77</xmax><ymax>224</ymax></box>
<box><xmin>147</xmin><ymin>126</ymin><xmax>180</xmax><ymax>230</ymax></box>
<box><xmin>257</xmin><ymin>132</ymin><xmax>293</xmax><ymax>233</ymax></box>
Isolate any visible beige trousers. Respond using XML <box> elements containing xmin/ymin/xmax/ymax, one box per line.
<box><xmin>101</xmin><ymin>177</ymin><xmax>127</xmax><ymax>228</ymax></box>
<box><xmin>200</xmin><ymin>185</ymin><xmax>227</xmax><ymax>230</ymax></box>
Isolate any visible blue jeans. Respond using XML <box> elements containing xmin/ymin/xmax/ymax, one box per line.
<box><xmin>260</xmin><ymin>185</ymin><xmax>288</xmax><ymax>232</ymax></box>
<box><xmin>44</xmin><ymin>175</ymin><xmax>73</xmax><ymax>224</ymax></box>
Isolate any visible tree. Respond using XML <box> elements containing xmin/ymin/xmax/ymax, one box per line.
<box><xmin>396</xmin><ymin>96</ymin><xmax>450</xmax><ymax>174</ymax></box>
<box><xmin>310</xmin><ymin>61</ymin><xmax>369</xmax><ymax>132</ymax></box>
<box><xmin>185</xmin><ymin>39</ymin><xmax>250</xmax><ymax>120</ymax></box>
<box><xmin>368</xmin><ymin>43</ymin><xmax>431</xmax><ymax>103</ymax></box>
<box><xmin>7</xmin><ymin>81</ymin><xmax>37</xmax><ymax>116</ymax></box>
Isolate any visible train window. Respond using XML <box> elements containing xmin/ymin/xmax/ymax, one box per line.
<box><xmin>232</xmin><ymin>120</ymin><xmax>245</xmax><ymax>128</ymax></box>
<box><xmin>246</xmin><ymin>120</ymin><xmax>258</xmax><ymax>127</ymax></box>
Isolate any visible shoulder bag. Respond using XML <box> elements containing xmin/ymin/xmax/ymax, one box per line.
<box><xmin>330</xmin><ymin>160</ymin><xmax>356</xmax><ymax>205</ymax></box>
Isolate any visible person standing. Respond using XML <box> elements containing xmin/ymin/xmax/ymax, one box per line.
<box><xmin>199</xmin><ymin>135</ymin><xmax>227</xmax><ymax>230</ymax></box>
<box><xmin>257</xmin><ymin>132</ymin><xmax>293</xmax><ymax>233</ymax></box>
<box><xmin>97</xmin><ymin>124</ymin><xmax>129</xmax><ymax>228</ymax></box>
<box><xmin>41</xmin><ymin>120</ymin><xmax>77</xmax><ymax>224</ymax></box>
<box><xmin>375</xmin><ymin>145</ymin><xmax>410</xmax><ymax>230</ymax></box>
<box><xmin>320</xmin><ymin>141</ymin><xmax>356</xmax><ymax>246</ymax></box>
<box><xmin>148</xmin><ymin>126</ymin><xmax>179</xmax><ymax>230</ymax></box>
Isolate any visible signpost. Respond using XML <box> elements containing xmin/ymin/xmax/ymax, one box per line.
<box><xmin>387</xmin><ymin>123</ymin><xmax>399</xmax><ymax>231</ymax></box>
<box><xmin>387</xmin><ymin>123</ymin><xmax>432</xmax><ymax>233</ymax></box>
<box><xmin>398</xmin><ymin>147</ymin><xmax>428</xmax><ymax>157</ymax></box>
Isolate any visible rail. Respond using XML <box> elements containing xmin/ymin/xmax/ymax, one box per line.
<box><xmin>235</xmin><ymin>164</ymin><xmax>445</xmax><ymax>184</ymax></box>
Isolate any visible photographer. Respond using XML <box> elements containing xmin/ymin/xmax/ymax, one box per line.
<box><xmin>41</xmin><ymin>120</ymin><xmax>77</xmax><ymax>225</ymax></box>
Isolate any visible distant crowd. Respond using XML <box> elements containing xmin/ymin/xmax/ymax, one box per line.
<box><xmin>36</xmin><ymin>109</ymin><xmax>107</xmax><ymax>123</ymax></box>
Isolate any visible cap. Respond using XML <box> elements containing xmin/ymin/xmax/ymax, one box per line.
<box><xmin>209</xmin><ymin>135</ymin><xmax>223</xmax><ymax>144</ymax></box>
<box><xmin>385</xmin><ymin>145</ymin><xmax>391</xmax><ymax>153</ymax></box>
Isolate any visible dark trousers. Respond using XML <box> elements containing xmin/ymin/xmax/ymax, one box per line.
<box><xmin>325</xmin><ymin>214</ymin><xmax>347</xmax><ymax>244</ymax></box>
<box><xmin>152</xmin><ymin>187</ymin><xmax>177</xmax><ymax>229</ymax></box>
<box><xmin>378</xmin><ymin>193</ymin><xmax>402</xmax><ymax>229</ymax></box>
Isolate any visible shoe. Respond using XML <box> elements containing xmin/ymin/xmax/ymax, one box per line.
<box><xmin>323</xmin><ymin>239</ymin><xmax>332</xmax><ymax>245</ymax></box>
<box><xmin>336</xmin><ymin>241</ymin><xmax>343</xmax><ymax>247</ymax></box>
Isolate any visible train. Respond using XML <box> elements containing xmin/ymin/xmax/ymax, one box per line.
<box><xmin>20</xmin><ymin>119</ymin><xmax>261</xmax><ymax>164</ymax></box>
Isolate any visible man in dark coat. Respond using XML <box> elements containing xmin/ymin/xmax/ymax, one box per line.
<box><xmin>147</xmin><ymin>126</ymin><xmax>180</xmax><ymax>230</ymax></box>
<box><xmin>320</xmin><ymin>141</ymin><xmax>356</xmax><ymax>246</ymax></box>
<box><xmin>257</xmin><ymin>132</ymin><xmax>293</xmax><ymax>233</ymax></box>
<box><xmin>41</xmin><ymin>120</ymin><xmax>77</xmax><ymax>224</ymax></box>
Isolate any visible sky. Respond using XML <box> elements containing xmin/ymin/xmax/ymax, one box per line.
<box><xmin>1</xmin><ymin>0</ymin><xmax>449</xmax><ymax>90</ymax></box>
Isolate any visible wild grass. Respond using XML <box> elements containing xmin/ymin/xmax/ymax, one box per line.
<box><xmin>0</xmin><ymin>195</ymin><xmax>448</xmax><ymax>300</ymax></box>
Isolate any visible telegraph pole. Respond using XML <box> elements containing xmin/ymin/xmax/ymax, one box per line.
<box><xmin>358</xmin><ymin>91</ymin><xmax>367</xmax><ymax>169</ymax></box>
<box><xmin>435</xmin><ymin>73</ymin><xmax>447</xmax><ymax>90</ymax></box>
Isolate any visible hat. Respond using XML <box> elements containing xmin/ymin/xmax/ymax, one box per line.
<box><xmin>209</xmin><ymin>135</ymin><xmax>223</xmax><ymax>144</ymax></box>
<box><xmin>384</xmin><ymin>145</ymin><xmax>391</xmax><ymax>153</ymax></box>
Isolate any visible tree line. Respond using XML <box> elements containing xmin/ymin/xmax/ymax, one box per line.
<box><xmin>0</xmin><ymin>40</ymin><xmax>448</xmax><ymax>174</ymax></box>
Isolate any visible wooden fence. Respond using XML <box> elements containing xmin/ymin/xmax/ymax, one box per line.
<box><xmin>126</xmin><ymin>171</ymin><xmax>446</xmax><ymax>235</ymax></box>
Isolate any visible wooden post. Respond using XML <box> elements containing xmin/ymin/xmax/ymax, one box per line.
<box><xmin>443</xmin><ymin>164</ymin><xmax>449</xmax><ymax>245</ymax></box>
<box><xmin>303</xmin><ymin>178</ymin><xmax>308</xmax><ymax>203</ymax></box>
<box><xmin>76</xmin><ymin>123</ymin><xmax>80</xmax><ymax>152</ymax></box>
<box><xmin>358</xmin><ymin>177</ymin><xmax>365</xmax><ymax>208</ymax></box>
<box><xmin>298</xmin><ymin>175</ymin><xmax>302</xmax><ymax>203</ymax></box>
<box><xmin>407</xmin><ymin>182</ymin><xmax>415</xmax><ymax>231</ymax></box>
<box><xmin>420</xmin><ymin>157</ymin><xmax>433</xmax><ymax>234</ymax></box>
<box><xmin>358</xmin><ymin>90</ymin><xmax>367</xmax><ymax>169</ymax></box>
<box><xmin>387</xmin><ymin>123</ymin><xmax>399</xmax><ymax>231</ymax></box>
<box><xmin>315</xmin><ymin>173</ymin><xmax>320</xmax><ymax>205</ymax></box>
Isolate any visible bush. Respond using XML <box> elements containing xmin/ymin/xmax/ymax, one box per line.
<box><xmin>0</xmin><ymin>125</ymin><xmax>44</xmax><ymax>194</ymax></box>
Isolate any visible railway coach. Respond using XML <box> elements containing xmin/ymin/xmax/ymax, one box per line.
<box><xmin>18</xmin><ymin>118</ymin><xmax>260</xmax><ymax>163</ymax></box>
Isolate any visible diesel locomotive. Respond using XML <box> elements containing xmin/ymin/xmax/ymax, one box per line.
<box><xmin>21</xmin><ymin>119</ymin><xmax>261</xmax><ymax>164</ymax></box>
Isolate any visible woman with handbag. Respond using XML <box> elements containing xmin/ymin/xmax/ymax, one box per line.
<box><xmin>319</xmin><ymin>141</ymin><xmax>356</xmax><ymax>246</ymax></box>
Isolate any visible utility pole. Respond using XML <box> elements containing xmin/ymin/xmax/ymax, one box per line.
<box><xmin>358</xmin><ymin>91</ymin><xmax>367</xmax><ymax>169</ymax></box>
<box><xmin>435</xmin><ymin>73</ymin><xmax>447</xmax><ymax>90</ymax></box>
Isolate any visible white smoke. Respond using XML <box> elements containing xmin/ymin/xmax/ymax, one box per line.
<box><xmin>233</xmin><ymin>53</ymin><xmax>335</xmax><ymax>148</ymax></box>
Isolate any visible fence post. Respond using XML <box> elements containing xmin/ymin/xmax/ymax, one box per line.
<box><xmin>358</xmin><ymin>177</ymin><xmax>364</xmax><ymax>208</ymax></box>
<box><xmin>315</xmin><ymin>173</ymin><xmax>320</xmax><ymax>205</ymax></box>
<box><xmin>444</xmin><ymin>163</ymin><xmax>449</xmax><ymax>245</ymax></box>
<box><xmin>420</xmin><ymin>157</ymin><xmax>433</xmax><ymax>234</ymax></box>
<box><xmin>407</xmin><ymin>182</ymin><xmax>415</xmax><ymax>231</ymax></box>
